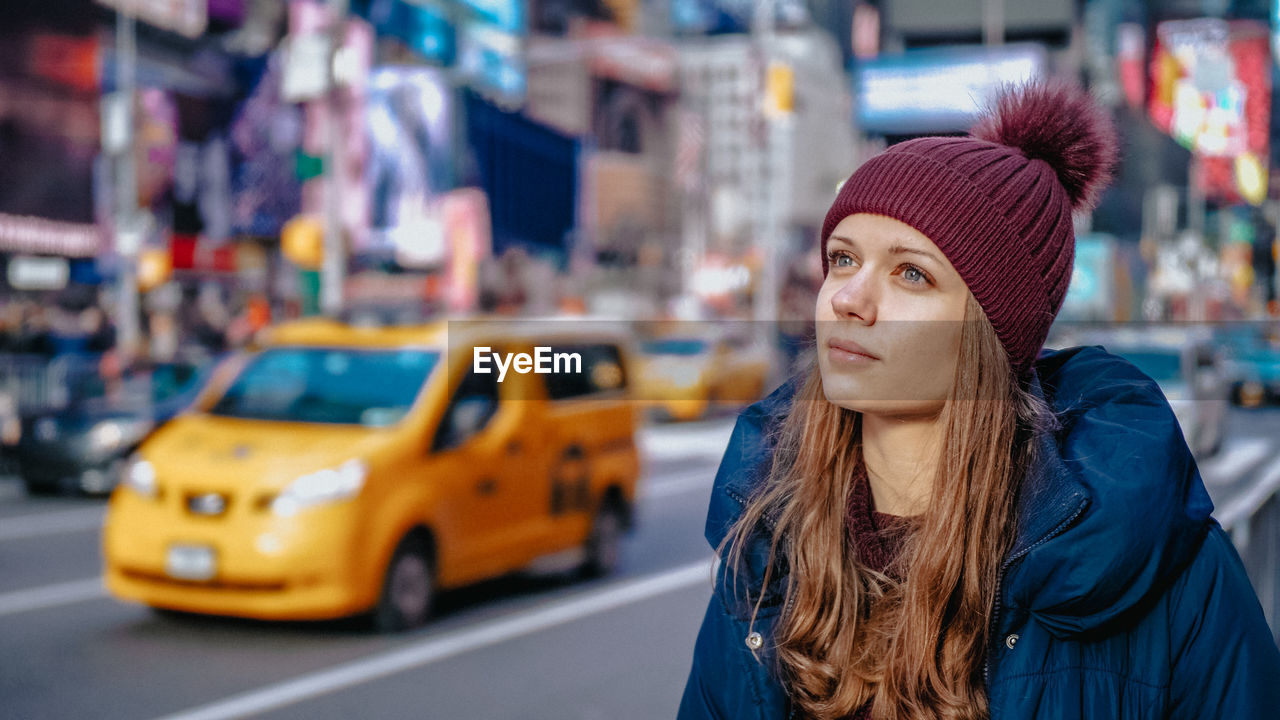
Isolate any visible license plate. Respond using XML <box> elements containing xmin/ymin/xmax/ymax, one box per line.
<box><xmin>166</xmin><ymin>545</ymin><xmax>216</xmax><ymax>581</ymax></box>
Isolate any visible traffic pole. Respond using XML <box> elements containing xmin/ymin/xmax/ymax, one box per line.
<box><xmin>320</xmin><ymin>0</ymin><xmax>349</xmax><ymax>317</ymax></box>
<box><xmin>753</xmin><ymin>0</ymin><xmax>792</xmax><ymax>358</ymax></box>
<box><xmin>113</xmin><ymin>7</ymin><xmax>142</xmax><ymax>362</ymax></box>
<box><xmin>983</xmin><ymin>0</ymin><xmax>1004</xmax><ymax>47</ymax></box>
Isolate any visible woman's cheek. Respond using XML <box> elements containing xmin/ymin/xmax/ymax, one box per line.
<box><xmin>893</xmin><ymin>323</ymin><xmax>961</xmax><ymax>399</ymax></box>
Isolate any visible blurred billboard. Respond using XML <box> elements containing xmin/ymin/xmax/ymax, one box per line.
<box><xmin>229</xmin><ymin>51</ymin><xmax>303</xmax><ymax>237</ymax></box>
<box><xmin>352</xmin><ymin>0</ymin><xmax>455</xmax><ymax>66</ymax></box>
<box><xmin>364</xmin><ymin>66</ymin><xmax>454</xmax><ymax>259</ymax></box>
<box><xmin>854</xmin><ymin>43</ymin><xmax>1047</xmax><ymax>135</ymax></box>
<box><xmin>1148</xmin><ymin>18</ymin><xmax>1271</xmax><ymax>205</ymax></box>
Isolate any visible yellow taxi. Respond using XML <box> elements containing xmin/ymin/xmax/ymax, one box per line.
<box><xmin>103</xmin><ymin>317</ymin><xmax>640</xmax><ymax>631</ymax></box>
<box><xmin>635</xmin><ymin>325</ymin><xmax>776</xmax><ymax>421</ymax></box>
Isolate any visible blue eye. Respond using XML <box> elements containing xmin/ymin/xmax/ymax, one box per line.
<box><xmin>902</xmin><ymin>266</ymin><xmax>930</xmax><ymax>285</ymax></box>
<box><xmin>828</xmin><ymin>251</ymin><xmax>855</xmax><ymax>268</ymax></box>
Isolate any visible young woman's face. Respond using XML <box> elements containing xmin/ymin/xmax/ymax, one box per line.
<box><xmin>816</xmin><ymin>213</ymin><xmax>973</xmax><ymax>417</ymax></box>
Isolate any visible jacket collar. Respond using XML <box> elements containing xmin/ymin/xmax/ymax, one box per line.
<box><xmin>1004</xmin><ymin>369</ymin><xmax>1089</xmax><ymax>563</ymax></box>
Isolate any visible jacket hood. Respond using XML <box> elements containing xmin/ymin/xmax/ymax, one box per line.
<box><xmin>706</xmin><ymin>345</ymin><xmax>1214</xmax><ymax>639</ymax></box>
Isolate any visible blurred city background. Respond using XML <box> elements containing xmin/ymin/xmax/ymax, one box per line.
<box><xmin>2</xmin><ymin>0</ymin><xmax>1280</xmax><ymax>718</ymax></box>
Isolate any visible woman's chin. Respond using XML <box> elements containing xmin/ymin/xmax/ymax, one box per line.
<box><xmin>821</xmin><ymin>378</ymin><xmax>945</xmax><ymax>418</ymax></box>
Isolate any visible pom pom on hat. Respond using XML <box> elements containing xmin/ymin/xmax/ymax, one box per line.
<box><xmin>971</xmin><ymin>79</ymin><xmax>1118</xmax><ymax>212</ymax></box>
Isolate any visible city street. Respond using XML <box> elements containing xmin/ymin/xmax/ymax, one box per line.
<box><xmin>2</xmin><ymin>408</ymin><xmax>1279</xmax><ymax>720</ymax></box>
<box><xmin>0</xmin><ymin>419</ymin><xmax>732</xmax><ymax>720</ymax></box>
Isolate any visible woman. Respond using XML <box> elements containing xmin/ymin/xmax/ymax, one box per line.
<box><xmin>678</xmin><ymin>81</ymin><xmax>1280</xmax><ymax>719</ymax></box>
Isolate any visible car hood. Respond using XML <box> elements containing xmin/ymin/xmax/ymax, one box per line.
<box><xmin>141</xmin><ymin>413</ymin><xmax>395</xmax><ymax>491</ymax></box>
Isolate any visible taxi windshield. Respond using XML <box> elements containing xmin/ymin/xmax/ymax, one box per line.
<box><xmin>209</xmin><ymin>347</ymin><xmax>439</xmax><ymax>426</ymax></box>
<box><xmin>641</xmin><ymin>338</ymin><xmax>709</xmax><ymax>356</ymax></box>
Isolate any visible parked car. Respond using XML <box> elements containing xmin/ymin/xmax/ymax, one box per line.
<box><xmin>12</xmin><ymin>356</ymin><xmax>221</xmax><ymax>496</ymax></box>
<box><xmin>104</xmin><ymin>317</ymin><xmax>640</xmax><ymax>631</ymax></box>
<box><xmin>634</xmin><ymin>324</ymin><xmax>776</xmax><ymax>422</ymax></box>
<box><xmin>1049</xmin><ymin>326</ymin><xmax>1228</xmax><ymax>458</ymax></box>
<box><xmin>1220</xmin><ymin>325</ymin><xmax>1280</xmax><ymax>408</ymax></box>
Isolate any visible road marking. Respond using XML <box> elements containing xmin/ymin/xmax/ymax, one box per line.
<box><xmin>641</xmin><ymin>468</ymin><xmax>714</xmax><ymax>500</ymax></box>
<box><xmin>1219</xmin><ymin>453</ymin><xmax>1280</xmax><ymax>533</ymax></box>
<box><xmin>1198</xmin><ymin>438</ymin><xmax>1271</xmax><ymax>485</ymax></box>
<box><xmin>0</xmin><ymin>507</ymin><xmax>104</xmax><ymax>542</ymax></box>
<box><xmin>638</xmin><ymin>419</ymin><xmax>734</xmax><ymax>462</ymax></box>
<box><xmin>151</xmin><ymin>559</ymin><xmax>714</xmax><ymax>720</ymax></box>
<box><xmin>0</xmin><ymin>577</ymin><xmax>105</xmax><ymax>617</ymax></box>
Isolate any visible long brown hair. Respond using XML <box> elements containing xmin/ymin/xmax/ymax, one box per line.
<box><xmin>722</xmin><ymin>295</ymin><xmax>1057</xmax><ymax>720</ymax></box>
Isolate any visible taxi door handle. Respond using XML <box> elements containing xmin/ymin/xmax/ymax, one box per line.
<box><xmin>476</xmin><ymin>478</ymin><xmax>498</xmax><ymax>496</ymax></box>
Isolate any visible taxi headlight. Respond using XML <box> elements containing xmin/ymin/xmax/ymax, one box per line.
<box><xmin>122</xmin><ymin>456</ymin><xmax>158</xmax><ymax>498</ymax></box>
<box><xmin>88</xmin><ymin>419</ymin><xmax>153</xmax><ymax>454</ymax></box>
<box><xmin>271</xmin><ymin>459</ymin><xmax>367</xmax><ymax>517</ymax></box>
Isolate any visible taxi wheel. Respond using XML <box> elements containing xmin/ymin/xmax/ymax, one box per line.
<box><xmin>581</xmin><ymin>501</ymin><xmax>626</xmax><ymax>579</ymax></box>
<box><xmin>373</xmin><ymin>536</ymin><xmax>434</xmax><ymax>633</ymax></box>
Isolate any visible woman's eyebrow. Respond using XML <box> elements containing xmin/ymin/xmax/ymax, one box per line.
<box><xmin>888</xmin><ymin>243</ymin><xmax>943</xmax><ymax>266</ymax></box>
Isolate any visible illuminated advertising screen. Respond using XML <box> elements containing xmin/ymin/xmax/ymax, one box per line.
<box><xmin>352</xmin><ymin>0</ymin><xmax>454</xmax><ymax>66</ymax></box>
<box><xmin>671</xmin><ymin>0</ymin><xmax>805</xmax><ymax>34</ymax></box>
<box><xmin>672</xmin><ymin>0</ymin><xmax>750</xmax><ymax>34</ymax></box>
<box><xmin>854</xmin><ymin>44</ymin><xmax>1047</xmax><ymax>135</ymax></box>
<box><xmin>457</xmin><ymin>0</ymin><xmax>524</xmax><ymax>33</ymax></box>
<box><xmin>364</xmin><ymin>66</ymin><xmax>454</xmax><ymax>256</ymax></box>
<box><xmin>0</xmin><ymin>31</ymin><xmax>99</xmax><ymax>234</ymax></box>
<box><xmin>1149</xmin><ymin>18</ymin><xmax>1270</xmax><ymax>203</ymax></box>
<box><xmin>457</xmin><ymin>21</ymin><xmax>525</xmax><ymax>105</ymax></box>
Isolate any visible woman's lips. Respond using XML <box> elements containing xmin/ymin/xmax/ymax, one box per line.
<box><xmin>827</xmin><ymin>339</ymin><xmax>880</xmax><ymax>364</ymax></box>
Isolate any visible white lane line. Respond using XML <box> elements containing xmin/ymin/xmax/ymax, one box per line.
<box><xmin>0</xmin><ymin>577</ymin><xmax>105</xmax><ymax>616</ymax></box>
<box><xmin>641</xmin><ymin>469</ymin><xmax>714</xmax><ymax>500</ymax></box>
<box><xmin>1219</xmin><ymin>454</ymin><xmax>1280</xmax><ymax>533</ymax></box>
<box><xmin>151</xmin><ymin>559</ymin><xmax>713</xmax><ymax>720</ymax></box>
<box><xmin>1198</xmin><ymin>438</ymin><xmax>1272</xmax><ymax>485</ymax></box>
<box><xmin>639</xmin><ymin>420</ymin><xmax>734</xmax><ymax>461</ymax></box>
<box><xmin>0</xmin><ymin>507</ymin><xmax>104</xmax><ymax>542</ymax></box>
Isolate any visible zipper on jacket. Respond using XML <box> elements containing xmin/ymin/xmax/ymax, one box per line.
<box><xmin>982</xmin><ymin>493</ymin><xmax>1089</xmax><ymax>703</ymax></box>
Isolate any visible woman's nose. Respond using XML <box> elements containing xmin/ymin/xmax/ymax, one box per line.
<box><xmin>830</xmin><ymin>273</ymin><xmax>877</xmax><ymax>324</ymax></box>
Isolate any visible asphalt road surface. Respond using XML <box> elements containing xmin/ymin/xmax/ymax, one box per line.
<box><xmin>3</xmin><ymin>408</ymin><xmax>1279</xmax><ymax>720</ymax></box>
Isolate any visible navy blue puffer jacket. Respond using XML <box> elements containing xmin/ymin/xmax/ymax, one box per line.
<box><xmin>679</xmin><ymin>346</ymin><xmax>1280</xmax><ymax>719</ymax></box>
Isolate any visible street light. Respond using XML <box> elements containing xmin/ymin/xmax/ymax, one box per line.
<box><xmin>753</xmin><ymin>0</ymin><xmax>793</xmax><ymax>358</ymax></box>
<box><xmin>322</xmin><ymin>0</ymin><xmax>350</xmax><ymax>317</ymax></box>
<box><xmin>113</xmin><ymin>7</ymin><xmax>142</xmax><ymax>362</ymax></box>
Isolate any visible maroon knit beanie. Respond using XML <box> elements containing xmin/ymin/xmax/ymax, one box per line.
<box><xmin>820</xmin><ymin>80</ymin><xmax>1118</xmax><ymax>376</ymax></box>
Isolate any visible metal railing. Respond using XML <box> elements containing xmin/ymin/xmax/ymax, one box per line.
<box><xmin>1220</xmin><ymin>475</ymin><xmax>1280</xmax><ymax>646</ymax></box>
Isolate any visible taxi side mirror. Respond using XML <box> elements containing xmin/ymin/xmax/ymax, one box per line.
<box><xmin>433</xmin><ymin>395</ymin><xmax>497</xmax><ymax>452</ymax></box>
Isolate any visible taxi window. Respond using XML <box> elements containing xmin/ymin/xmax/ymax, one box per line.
<box><xmin>543</xmin><ymin>343</ymin><xmax>626</xmax><ymax>400</ymax></box>
<box><xmin>433</xmin><ymin>367</ymin><xmax>500</xmax><ymax>451</ymax></box>
<box><xmin>209</xmin><ymin>348</ymin><xmax>439</xmax><ymax>426</ymax></box>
